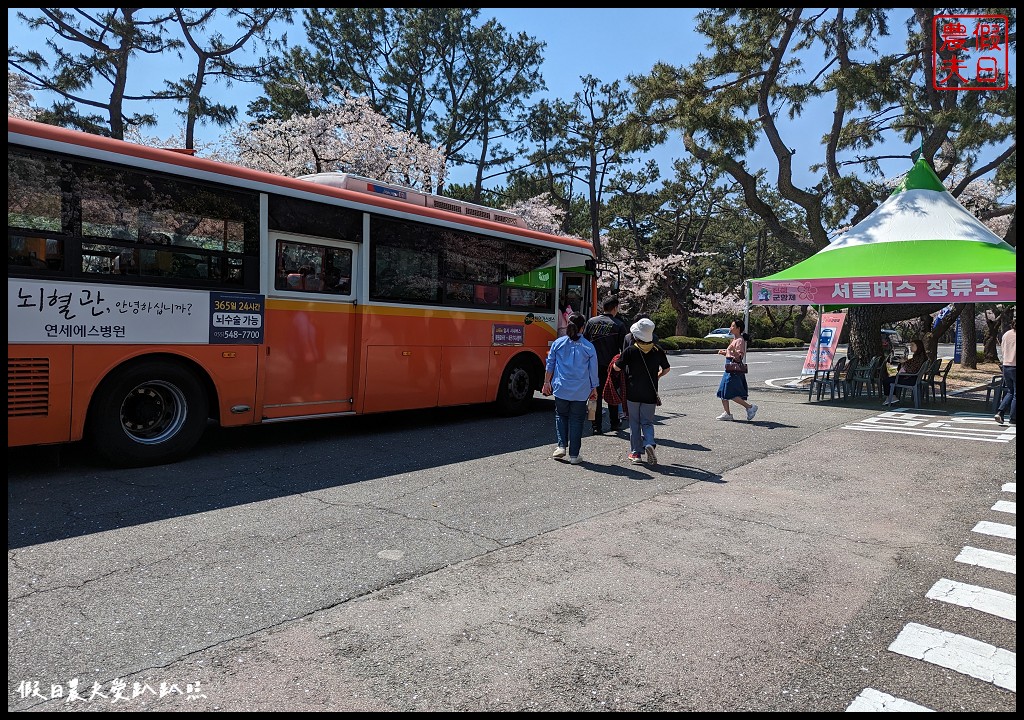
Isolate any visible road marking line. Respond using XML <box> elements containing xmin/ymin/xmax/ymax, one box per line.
<box><xmin>845</xmin><ymin>687</ymin><xmax>934</xmax><ymax>712</ymax></box>
<box><xmin>876</xmin><ymin>411</ymin><xmax>1016</xmax><ymax>428</ymax></box>
<box><xmin>925</xmin><ymin>578</ymin><xmax>1016</xmax><ymax>620</ymax></box>
<box><xmin>888</xmin><ymin>622</ymin><xmax>1016</xmax><ymax>692</ymax></box>
<box><xmin>766</xmin><ymin>376</ymin><xmax>806</xmax><ymax>389</ymax></box>
<box><xmin>973</xmin><ymin>521</ymin><xmax>1016</xmax><ymax>540</ymax></box>
<box><xmin>992</xmin><ymin>500</ymin><xmax>1016</xmax><ymax>514</ymax></box>
<box><xmin>840</xmin><ymin>410</ymin><xmax>1017</xmax><ymax>443</ymax></box>
<box><xmin>956</xmin><ymin>546</ymin><xmax>1016</xmax><ymax>574</ymax></box>
<box><xmin>1004</xmin><ymin>483</ymin><xmax>1016</xmax><ymax>493</ymax></box>
<box><xmin>681</xmin><ymin>370</ymin><xmax>725</xmax><ymax>376</ymax></box>
<box><xmin>841</xmin><ymin>426</ymin><xmax>1014</xmax><ymax>443</ymax></box>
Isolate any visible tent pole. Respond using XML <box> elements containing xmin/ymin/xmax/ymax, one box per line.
<box><xmin>809</xmin><ymin>305</ymin><xmax>822</xmax><ymax>401</ymax></box>
<box><xmin>743</xmin><ymin>281</ymin><xmax>750</xmax><ymax>336</ymax></box>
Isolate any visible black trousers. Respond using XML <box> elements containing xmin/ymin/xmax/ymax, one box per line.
<box><xmin>594</xmin><ymin>364</ymin><xmax>621</xmax><ymax>429</ymax></box>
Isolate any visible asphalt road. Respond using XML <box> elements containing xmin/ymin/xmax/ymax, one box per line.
<box><xmin>7</xmin><ymin>349</ymin><xmax>1016</xmax><ymax>712</ymax></box>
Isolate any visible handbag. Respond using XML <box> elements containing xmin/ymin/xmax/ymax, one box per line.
<box><xmin>640</xmin><ymin>352</ymin><xmax>663</xmax><ymax>406</ymax></box>
<box><xmin>725</xmin><ymin>361</ymin><xmax>748</xmax><ymax>374</ymax></box>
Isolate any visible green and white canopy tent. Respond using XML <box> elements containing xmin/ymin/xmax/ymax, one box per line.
<box><xmin>748</xmin><ymin>158</ymin><xmax>1016</xmax><ymax>310</ymax></box>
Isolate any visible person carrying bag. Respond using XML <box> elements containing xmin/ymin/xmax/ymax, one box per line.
<box><xmin>715</xmin><ymin>318</ymin><xmax>758</xmax><ymax>422</ymax></box>
<box><xmin>611</xmin><ymin>318</ymin><xmax>670</xmax><ymax>465</ymax></box>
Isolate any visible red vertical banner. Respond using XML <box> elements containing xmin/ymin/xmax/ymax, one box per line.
<box><xmin>802</xmin><ymin>312</ymin><xmax>847</xmax><ymax>375</ymax></box>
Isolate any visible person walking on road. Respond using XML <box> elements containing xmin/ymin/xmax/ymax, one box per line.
<box><xmin>716</xmin><ymin>318</ymin><xmax>758</xmax><ymax>422</ymax></box>
<box><xmin>543</xmin><ymin>313</ymin><xmax>599</xmax><ymax>465</ymax></box>
<box><xmin>612</xmin><ymin>318</ymin><xmax>670</xmax><ymax>465</ymax></box>
<box><xmin>995</xmin><ymin>317</ymin><xmax>1016</xmax><ymax>425</ymax></box>
<box><xmin>583</xmin><ymin>295</ymin><xmax>628</xmax><ymax>434</ymax></box>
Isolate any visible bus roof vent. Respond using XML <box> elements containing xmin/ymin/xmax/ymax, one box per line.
<box><xmin>296</xmin><ymin>172</ymin><xmax>526</xmax><ymax>227</ymax></box>
<box><xmin>296</xmin><ymin>173</ymin><xmax>428</xmax><ymax>207</ymax></box>
<box><xmin>431</xmin><ymin>199</ymin><xmax>463</xmax><ymax>215</ymax></box>
<box><xmin>425</xmin><ymin>195</ymin><xmax>526</xmax><ymax>228</ymax></box>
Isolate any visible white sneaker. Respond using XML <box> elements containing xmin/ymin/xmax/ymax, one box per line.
<box><xmin>645</xmin><ymin>444</ymin><xmax>657</xmax><ymax>464</ymax></box>
<box><xmin>746</xmin><ymin>405</ymin><xmax>758</xmax><ymax>421</ymax></box>
<box><xmin>552</xmin><ymin>446</ymin><xmax>566</xmax><ymax>459</ymax></box>
<box><xmin>716</xmin><ymin>412</ymin><xmax>733</xmax><ymax>421</ymax></box>
<box><xmin>568</xmin><ymin>455</ymin><xmax>581</xmax><ymax>465</ymax></box>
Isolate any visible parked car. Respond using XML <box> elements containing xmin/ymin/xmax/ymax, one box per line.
<box><xmin>705</xmin><ymin>327</ymin><xmax>732</xmax><ymax>340</ymax></box>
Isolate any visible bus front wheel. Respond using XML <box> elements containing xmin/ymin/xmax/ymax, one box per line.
<box><xmin>496</xmin><ymin>358</ymin><xmax>536</xmax><ymax>416</ymax></box>
<box><xmin>87</xmin><ymin>360</ymin><xmax>210</xmax><ymax>467</ymax></box>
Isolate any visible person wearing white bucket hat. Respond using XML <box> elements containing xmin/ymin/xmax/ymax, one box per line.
<box><xmin>612</xmin><ymin>318</ymin><xmax>670</xmax><ymax>465</ymax></box>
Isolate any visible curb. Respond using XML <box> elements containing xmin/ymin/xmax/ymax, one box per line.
<box><xmin>666</xmin><ymin>346</ymin><xmax>806</xmax><ymax>356</ymax></box>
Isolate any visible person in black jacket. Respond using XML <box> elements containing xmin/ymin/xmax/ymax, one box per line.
<box><xmin>583</xmin><ymin>295</ymin><xmax>628</xmax><ymax>433</ymax></box>
<box><xmin>613</xmin><ymin>318</ymin><xmax>671</xmax><ymax>464</ymax></box>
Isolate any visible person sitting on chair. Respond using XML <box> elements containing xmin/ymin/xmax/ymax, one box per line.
<box><xmin>882</xmin><ymin>338</ymin><xmax>928</xmax><ymax>406</ymax></box>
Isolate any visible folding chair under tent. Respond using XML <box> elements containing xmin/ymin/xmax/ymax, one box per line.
<box><xmin>743</xmin><ymin>157</ymin><xmax>1016</xmax><ymax>394</ymax></box>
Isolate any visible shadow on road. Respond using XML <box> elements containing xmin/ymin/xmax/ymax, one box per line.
<box><xmin>8</xmin><ymin>400</ymin><xmax>561</xmax><ymax>548</ymax></box>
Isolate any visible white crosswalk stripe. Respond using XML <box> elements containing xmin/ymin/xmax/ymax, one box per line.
<box><xmin>992</xmin><ymin>500</ymin><xmax>1016</xmax><ymax>514</ymax></box>
<box><xmin>973</xmin><ymin>521</ymin><xmax>1017</xmax><ymax>540</ymax></box>
<box><xmin>888</xmin><ymin>623</ymin><xmax>1016</xmax><ymax>692</ymax></box>
<box><xmin>846</xmin><ymin>687</ymin><xmax>934</xmax><ymax>712</ymax></box>
<box><xmin>925</xmin><ymin>578</ymin><xmax>1016</xmax><ymax>620</ymax></box>
<box><xmin>956</xmin><ymin>546</ymin><xmax>1016</xmax><ymax>574</ymax></box>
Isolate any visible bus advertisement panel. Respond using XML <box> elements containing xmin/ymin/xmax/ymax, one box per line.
<box><xmin>9</xmin><ymin>280</ymin><xmax>265</xmax><ymax>345</ymax></box>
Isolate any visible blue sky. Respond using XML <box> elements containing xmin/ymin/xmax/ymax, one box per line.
<box><xmin>8</xmin><ymin>9</ymin><xmax>1013</xmax><ymax>192</ymax></box>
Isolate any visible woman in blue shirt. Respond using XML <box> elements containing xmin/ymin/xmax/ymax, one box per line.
<box><xmin>542</xmin><ymin>313</ymin><xmax>599</xmax><ymax>465</ymax></box>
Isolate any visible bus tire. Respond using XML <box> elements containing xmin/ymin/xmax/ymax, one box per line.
<box><xmin>87</xmin><ymin>359</ymin><xmax>210</xmax><ymax>467</ymax></box>
<box><xmin>496</xmin><ymin>357</ymin><xmax>536</xmax><ymax>416</ymax></box>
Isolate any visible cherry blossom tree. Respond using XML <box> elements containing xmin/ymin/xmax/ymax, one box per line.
<box><xmin>123</xmin><ymin>125</ymin><xmax>228</xmax><ymax>161</ymax></box>
<box><xmin>218</xmin><ymin>86</ymin><xmax>448</xmax><ymax>192</ymax></box>
<box><xmin>503</xmin><ymin>193</ymin><xmax>568</xmax><ymax>235</ymax></box>
<box><xmin>9</xmin><ymin>73</ymin><xmax>37</xmax><ymax>120</ymax></box>
<box><xmin>605</xmin><ymin>247</ymin><xmax>715</xmax><ymax>334</ymax></box>
<box><xmin>692</xmin><ymin>290</ymin><xmax>745</xmax><ymax>317</ymax></box>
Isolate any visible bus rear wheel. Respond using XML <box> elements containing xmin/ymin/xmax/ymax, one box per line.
<box><xmin>496</xmin><ymin>358</ymin><xmax>536</xmax><ymax>416</ymax></box>
<box><xmin>87</xmin><ymin>360</ymin><xmax>209</xmax><ymax>467</ymax></box>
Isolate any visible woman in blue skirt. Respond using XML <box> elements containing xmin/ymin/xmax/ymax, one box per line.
<box><xmin>715</xmin><ymin>319</ymin><xmax>758</xmax><ymax>421</ymax></box>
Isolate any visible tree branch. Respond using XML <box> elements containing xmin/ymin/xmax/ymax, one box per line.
<box><xmin>950</xmin><ymin>144</ymin><xmax>1017</xmax><ymax>197</ymax></box>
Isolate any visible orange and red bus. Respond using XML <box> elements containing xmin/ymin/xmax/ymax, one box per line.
<box><xmin>8</xmin><ymin>116</ymin><xmax>597</xmax><ymax>466</ymax></box>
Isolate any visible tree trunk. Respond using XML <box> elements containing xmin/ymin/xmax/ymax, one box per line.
<box><xmin>1001</xmin><ymin>307</ymin><xmax>1014</xmax><ymax>334</ymax></box>
<box><xmin>922</xmin><ymin>305</ymin><xmax>963</xmax><ymax>361</ymax></box>
<box><xmin>848</xmin><ymin>305</ymin><xmax>886</xmax><ymax>360</ymax></box>
<box><xmin>983</xmin><ymin>318</ymin><xmax>1000</xmax><ymax>362</ymax></box>
<box><xmin>961</xmin><ymin>303</ymin><xmax>977</xmax><ymax>368</ymax></box>
<box><xmin>670</xmin><ymin>294</ymin><xmax>690</xmax><ymax>336</ymax></box>
<box><xmin>794</xmin><ymin>305</ymin><xmax>809</xmax><ymax>340</ymax></box>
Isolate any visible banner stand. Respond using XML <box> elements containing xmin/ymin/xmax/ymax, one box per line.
<box><xmin>807</xmin><ymin>306</ymin><xmax>822</xmax><ymax>400</ymax></box>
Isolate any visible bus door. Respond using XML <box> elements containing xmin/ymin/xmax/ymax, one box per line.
<box><xmin>261</xmin><ymin>234</ymin><xmax>359</xmax><ymax>419</ymax></box>
<box><xmin>558</xmin><ymin>249</ymin><xmax>595</xmax><ymax>318</ymax></box>
<box><xmin>559</xmin><ymin>273</ymin><xmax>591</xmax><ymax>319</ymax></box>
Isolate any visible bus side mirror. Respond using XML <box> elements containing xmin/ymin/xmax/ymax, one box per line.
<box><xmin>585</xmin><ymin>259</ymin><xmax>596</xmax><ymax>272</ymax></box>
